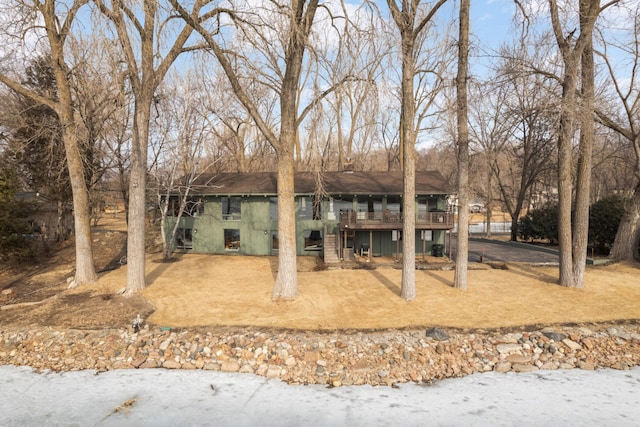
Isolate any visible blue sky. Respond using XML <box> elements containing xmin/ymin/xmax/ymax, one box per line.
<box><xmin>469</xmin><ymin>0</ymin><xmax>516</xmax><ymax>50</ymax></box>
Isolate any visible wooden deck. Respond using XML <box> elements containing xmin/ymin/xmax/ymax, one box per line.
<box><xmin>338</xmin><ymin>210</ymin><xmax>454</xmax><ymax>231</ymax></box>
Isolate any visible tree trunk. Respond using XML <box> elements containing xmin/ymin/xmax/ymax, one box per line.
<box><xmin>53</xmin><ymin>63</ymin><xmax>97</xmax><ymax>286</ymax></box>
<box><xmin>572</xmin><ymin>11</ymin><xmax>595</xmax><ymax>288</ymax></box>
<box><xmin>59</xmin><ymin>122</ymin><xmax>98</xmax><ymax>286</ymax></box>
<box><xmin>34</xmin><ymin>0</ymin><xmax>98</xmax><ymax>287</ymax></box>
<box><xmin>272</xmin><ymin>146</ymin><xmax>298</xmax><ymax>300</ymax></box>
<box><xmin>453</xmin><ymin>0</ymin><xmax>470</xmax><ymax>290</ymax></box>
<box><xmin>125</xmin><ymin>98</ymin><xmax>152</xmax><ymax>295</ymax></box>
<box><xmin>485</xmin><ymin>170</ymin><xmax>492</xmax><ymax>238</ymax></box>
<box><xmin>400</xmin><ymin>35</ymin><xmax>416</xmax><ymax>301</ymax></box>
<box><xmin>610</xmin><ymin>183</ymin><xmax>640</xmax><ymax>262</ymax></box>
<box><xmin>548</xmin><ymin>0</ymin><xmax>604</xmax><ymax>287</ymax></box>
<box><xmin>556</xmin><ymin>68</ymin><xmax>578</xmax><ymax>288</ymax></box>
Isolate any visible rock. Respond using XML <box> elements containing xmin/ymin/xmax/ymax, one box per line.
<box><xmin>221</xmin><ymin>360</ymin><xmax>240</xmax><ymax>372</ymax></box>
<box><xmin>539</xmin><ymin>361</ymin><xmax>558</xmax><ymax>370</ymax></box>
<box><xmin>266</xmin><ymin>366</ymin><xmax>282</xmax><ymax>379</ymax></box>
<box><xmin>303</xmin><ymin>351</ymin><xmax>320</xmax><ymax>362</ymax></box>
<box><xmin>577</xmin><ymin>360</ymin><xmax>596</xmax><ymax>370</ymax></box>
<box><xmin>426</xmin><ymin>328</ymin><xmax>449</xmax><ymax>341</ymax></box>
<box><xmin>1</xmin><ymin>324</ymin><xmax>639</xmax><ymax>387</ymax></box>
<box><xmin>506</xmin><ymin>354</ymin><xmax>530</xmax><ymax>364</ymax></box>
<box><xmin>512</xmin><ymin>364</ymin><xmax>538</xmax><ymax>373</ymax></box>
<box><xmin>496</xmin><ymin>344</ymin><xmax>521</xmax><ymax>355</ymax></box>
<box><xmin>139</xmin><ymin>360</ymin><xmax>158</xmax><ymax>369</ymax></box>
<box><xmin>562</xmin><ymin>339</ymin><xmax>582</xmax><ymax>352</ymax></box>
<box><xmin>162</xmin><ymin>360</ymin><xmax>181</xmax><ymax>369</ymax></box>
<box><xmin>285</xmin><ymin>356</ymin><xmax>296</xmax><ymax>367</ymax></box>
<box><xmin>543</xmin><ymin>331</ymin><xmax>567</xmax><ymax>342</ymax></box>
<box><xmin>132</xmin><ymin>357</ymin><xmax>147</xmax><ymax>368</ymax></box>
<box><xmin>494</xmin><ymin>362</ymin><xmax>511</xmax><ymax>373</ymax></box>
<box><xmin>239</xmin><ymin>364</ymin><xmax>254</xmax><ymax>374</ymax></box>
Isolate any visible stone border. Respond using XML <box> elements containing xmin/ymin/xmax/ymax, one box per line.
<box><xmin>2</xmin><ymin>323</ymin><xmax>639</xmax><ymax>387</ymax></box>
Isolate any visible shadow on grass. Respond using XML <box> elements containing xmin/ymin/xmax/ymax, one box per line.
<box><xmin>420</xmin><ymin>270</ymin><xmax>454</xmax><ymax>287</ymax></box>
<box><xmin>146</xmin><ymin>253</ymin><xmax>184</xmax><ymax>285</ymax></box>
<box><xmin>367</xmin><ymin>270</ymin><xmax>401</xmax><ymax>297</ymax></box>
<box><xmin>506</xmin><ymin>264</ymin><xmax>559</xmax><ymax>285</ymax></box>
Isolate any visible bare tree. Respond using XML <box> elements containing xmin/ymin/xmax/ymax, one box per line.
<box><xmin>546</xmin><ymin>0</ymin><xmax>617</xmax><ymax>288</ymax></box>
<box><xmin>316</xmin><ymin>5</ymin><xmax>389</xmax><ymax>171</ymax></box>
<box><xmin>0</xmin><ymin>0</ymin><xmax>97</xmax><ymax>287</ymax></box>
<box><xmin>595</xmin><ymin>5</ymin><xmax>640</xmax><ymax>261</ymax></box>
<box><xmin>94</xmin><ymin>0</ymin><xmax>204</xmax><ymax>294</ymax></box>
<box><xmin>172</xmin><ymin>0</ymin><xmax>329</xmax><ymax>300</ymax></box>
<box><xmin>452</xmin><ymin>0</ymin><xmax>470</xmax><ymax>290</ymax></box>
<box><xmin>152</xmin><ymin>73</ymin><xmax>215</xmax><ymax>260</ymax></box>
<box><xmin>200</xmin><ymin>64</ymin><xmax>275</xmax><ymax>173</ymax></box>
<box><xmin>468</xmin><ymin>79</ymin><xmax>513</xmax><ymax>238</ymax></box>
<box><xmin>473</xmin><ymin>60</ymin><xmax>558</xmax><ymax>241</ymax></box>
<box><xmin>386</xmin><ymin>0</ymin><xmax>448</xmax><ymax>299</ymax></box>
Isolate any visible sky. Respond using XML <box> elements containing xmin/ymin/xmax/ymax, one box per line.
<box><xmin>2</xmin><ymin>365</ymin><xmax>640</xmax><ymax>426</ymax></box>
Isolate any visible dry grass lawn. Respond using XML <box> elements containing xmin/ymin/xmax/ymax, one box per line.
<box><xmin>95</xmin><ymin>251</ymin><xmax>640</xmax><ymax>331</ymax></box>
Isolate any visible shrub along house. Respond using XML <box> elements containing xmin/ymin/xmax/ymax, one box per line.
<box><xmin>164</xmin><ymin>170</ymin><xmax>454</xmax><ymax>262</ymax></box>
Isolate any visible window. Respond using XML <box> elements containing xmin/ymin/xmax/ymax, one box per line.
<box><xmin>367</xmin><ymin>197</ymin><xmax>383</xmax><ymax>213</ymax></box>
<box><xmin>271</xmin><ymin>231</ymin><xmax>279</xmax><ymax>252</ymax></box>
<box><xmin>269</xmin><ymin>197</ymin><xmax>278</xmax><ymax>221</ymax></box>
<box><xmin>176</xmin><ymin>228</ymin><xmax>193</xmax><ymax>249</ymax></box>
<box><xmin>298</xmin><ymin>196</ymin><xmax>322</xmax><ymax>220</ymax></box>
<box><xmin>387</xmin><ymin>197</ymin><xmax>402</xmax><ymax>214</ymax></box>
<box><xmin>304</xmin><ymin>230</ymin><xmax>323</xmax><ymax>251</ymax></box>
<box><xmin>222</xmin><ymin>197</ymin><xmax>241</xmax><ymax>221</ymax></box>
<box><xmin>224</xmin><ymin>229</ymin><xmax>240</xmax><ymax>251</ymax></box>
<box><xmin>168</xmin><ymin>197</ymin><xmax>204</xmax><ymax>217</ymax></box>
<box><xmin>418</xmin><ymin>199</ymin><xmax>428</xmax><ymax>219</ymax></box>
<box><xmin>334</xmin><ymin>196</ymin><xmax>353</xmax><ymax>214</ymax></box>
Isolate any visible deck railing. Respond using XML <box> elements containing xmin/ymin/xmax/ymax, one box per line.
<box><xmin>338</xmin><ymin>210</ymin><xmax>454</xmax><ymax>230</ymax></box>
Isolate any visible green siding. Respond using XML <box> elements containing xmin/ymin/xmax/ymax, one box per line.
<box><xmin>165</xmin><ymin>194</ymin><xmax>450</xmax><ymax>257</ymax></box>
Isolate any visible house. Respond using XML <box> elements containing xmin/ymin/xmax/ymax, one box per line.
<box><xmin>16</xmin><ymin>192</ymin><xmax>74</xmax><ymax>241</ymax></box>
<box><xmin>164</xmin><ymin>171</ymin><xmax>455</xmax><ymax>261</ymax></box>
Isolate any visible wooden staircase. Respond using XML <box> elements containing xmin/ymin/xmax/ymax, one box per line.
<box><xmin>323</xmin><ymin>234</ymin><xmax>340</xmax><ymax>263</ymax></box>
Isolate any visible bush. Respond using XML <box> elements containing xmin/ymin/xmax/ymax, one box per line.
<box><xmin>0</xmin><ymin>167</ymin><xmax>40</xmax><ymax>263</ymax></box>
<box><xmin>518</xmin><ymin>203</ymin><xmax>559</xmax><ymax>244</ymax></box>
<box><xmin>588</xmin><ymin>195</ymin><xmax>626</xmax><ymax>255</ymax></box>
<box><xmin>518</xmin><ymin>196</ymin><xmax>627</xmax><ymax>255</ymax></box>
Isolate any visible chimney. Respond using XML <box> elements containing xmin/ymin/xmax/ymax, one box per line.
<box><xmin>343</xmin><ymin>158</ymin><xmax>354</xmax><ymax>172</ymax></box>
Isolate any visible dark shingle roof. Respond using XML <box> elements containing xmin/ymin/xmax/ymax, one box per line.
<box><xmin>187</xmin><ymin>171</ymin><xmax>452</xmax><ymax>196</ymax></box>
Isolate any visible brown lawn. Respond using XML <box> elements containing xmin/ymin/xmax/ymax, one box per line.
<box><xmin>95</xmin><ymin>251</ymin><xmax>640</xmax><ymax>331</ymax></box>
<box><xmin>3</xmin><ymin>213</ymin><xmax>638</xmax><ymax>332</ymax></box>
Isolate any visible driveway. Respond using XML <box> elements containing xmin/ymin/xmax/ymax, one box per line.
<box><xmin>449</xmin><ymin>236</ymin><xmax>559</xmax><ymax>264</ymax></box>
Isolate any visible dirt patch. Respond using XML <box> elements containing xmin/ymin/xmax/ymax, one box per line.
<box><xmin>1</xmin><ymin>213</ymin><xmax>639</xmax><ymax>332</ymax></box>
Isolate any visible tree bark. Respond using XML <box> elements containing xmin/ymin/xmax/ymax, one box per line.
<box><xmin>272</xmin><ymin>146</ymin><xmax>298</xmax><ymax>299</ymax></box>
<box><xmin>556</xmin><ymin>68</ymin><xmax>577</xmax><ymax>288</ymax></box>
<box><xmin>8</xmin><ymin>0</ymin><xmax>99</xmax><ymax>287</ymax></box>
<box><xmin>171</xmin><ymin>0</ymin><xmax>319</xmax><ymax>300</ymax></box>
<box><xmin>548</xmin><ymin>0</ymin><xmax>603</xmax><ymax>287</ymax></box>
<box><xmin>572</xmin><ymin>3</ymin><xmax>596</xmax><ymax>288</ymax></box>
<box><xmin>387</xmin><ymin>0</ymin><xmax>448</xmax><ymax>300</ymax></box>
<box><xmin>125</xmin><ymin>97</ymin><xmax>152</xmax><ymax>294</ymax></box>
<box><xmin>96</xmin><ymin>0</ymin><xmax>199</xmax><ymax>294</ymax></box>
<box><xmin>453</xmin><ymin>0</ymin><xmax>470</xmax><ymax>290</ymax></box>
<box><xmin>609</xmin><ymin>183</ymin><xmax>640</xmax><ymax>262</ymax></box>
<box><xmin>400</xmin><ymin>31</ymin><xmax>417</xmax><ymax>301</ymax></box>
